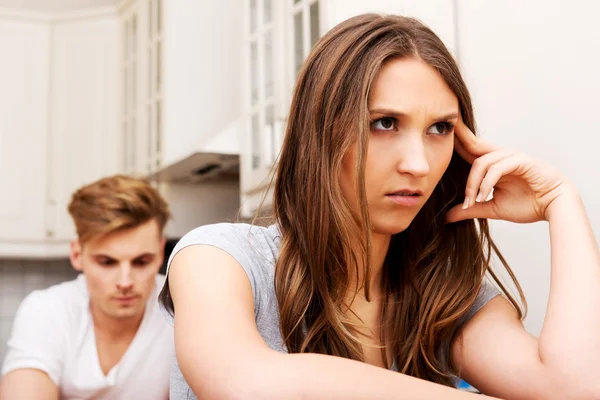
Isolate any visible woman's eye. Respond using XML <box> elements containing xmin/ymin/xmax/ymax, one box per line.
<box><xmin>372</xmin><ymin>117</ymin><xmax>396</xmax><ymax>131</ymax></box>
<box><xmin>428</xmin><ymin>121</ymin><xmax>455</xmax><ymax>136</ymax></box>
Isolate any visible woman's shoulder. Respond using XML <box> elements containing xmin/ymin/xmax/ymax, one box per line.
<box><xmin>174</xmin><ymin>222</ymin><xmax>281</xmax><ymax>257</ymax></box>
<box><xmin>167</xmin><ymin>222</ymin><xmax>281</xmax><ymax>306</ymax></box>
<box><xmin>182</xmin><ymin>221</ymin><xmax>278</xmax><ymax>237</ymax></box>
<box><xmin>462</xmin><ymin>280</ymin><xmax>502</xmax><ymax>326</ymax></box>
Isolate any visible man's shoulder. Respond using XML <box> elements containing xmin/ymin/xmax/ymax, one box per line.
<box><xmin>19</xmin><ymin>275</ymin><xmax>88</xmax><ymax>317</ymax></box>
<box><xmin>146</xmin><ymin>273</ymin><xmax>169</xmax><ymax>323</ymax></box>
<box><xmin>154</xmin><ymin>273</ymin><xmax>166</xmax><ymax>288</ymax></box>
<box><xmin>34</xmin><ymin>273</ymin><xmax>86</xmax><ymax>299</ymax></box>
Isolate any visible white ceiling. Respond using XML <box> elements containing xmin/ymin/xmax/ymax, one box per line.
<box><xmin>0</xmin><ymin>0</ymin><xmax>118</xmax><ymax>12</ymax></box>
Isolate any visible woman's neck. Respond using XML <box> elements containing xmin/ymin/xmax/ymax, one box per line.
<box><xmin>350</xmin><ymin>231</ymin><xmax>391</xmax><ymax>301</ymax></box>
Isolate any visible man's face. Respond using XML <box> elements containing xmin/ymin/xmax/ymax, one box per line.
<box><xmin>70</xmin><ymin>219</ymin><xmax>165</xmax><ymax>321</ymax></box>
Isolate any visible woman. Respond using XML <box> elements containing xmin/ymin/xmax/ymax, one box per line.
<box><xmin>160</xmin><ymin>14</ymin><xmax>600</xmax><ymax>399</ymax></box>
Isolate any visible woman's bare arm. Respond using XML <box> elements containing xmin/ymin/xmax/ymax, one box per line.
<box><xmin>169</xmin><ymin>244</ymin><xmax>495</xmax><ymax>400</ymax></box>
<box><xmin>452</xmin><ymin>191</ymin><xmax>600</xmax><ymax>400</ymax></box>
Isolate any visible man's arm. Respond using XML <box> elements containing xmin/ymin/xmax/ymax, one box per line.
<box><xmin>0</xmin><ymin>369</ymin><xmax>59</xmax><ymax>400</ymax></box>
<box><xmin>1</xmin><ymin>291</ymin><xmax>65</xmax><ymax>399</ymax></box>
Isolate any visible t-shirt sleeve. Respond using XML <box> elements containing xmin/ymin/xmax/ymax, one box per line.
<box><xmin>1</xmin><ymin>291</ymin><xmax>66</xmax><ymax>385</ymax></box>
<box><xmin>461</xmin><ymin>281</ymin><xmax>502</xmax><ymax>326</ymax></box>
<box><xmin>442</xmin><ymin>281</ymin><xmax>502</xmax><ymax>375</ymax></box>
<box><xmin>165</xmin><ymin>223</ymin><xmax>274</xmax><ymax>317</ymax></box>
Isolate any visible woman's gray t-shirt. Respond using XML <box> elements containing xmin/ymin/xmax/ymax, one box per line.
<box><xmin>164</xmin><ymin>223</ymin><xmax>500</xmax><ymax>400</ymax></box>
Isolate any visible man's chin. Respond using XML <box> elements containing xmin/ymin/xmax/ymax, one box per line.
<box><xmin>108</xmin><ymin>307</ymin><xmax>144</xmax><ymax>320</ymax></box>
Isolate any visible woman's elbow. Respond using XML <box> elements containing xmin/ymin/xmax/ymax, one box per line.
<box><xmin>562</xmin><ymin>386</ymin><xmax>600</xmax><ymax>400</ymax></box>
<box><xmin>570</xmin><ymin>382</ymin><xmax>600</xmax><ymax>400</ymax></box>
<box><xmin>181</xmin><ymin>356</ymin><xmax>282</xmax><ymax>400</ymax></box>
<box><xmin>549</xmin><ymin>370</ymin><xmax>600</xmax><ymax>400</ymax></box>
<box><xmin>199</xmin><ymin>377</ymin><xmax>276</xmax><ymax>400</ymax></box>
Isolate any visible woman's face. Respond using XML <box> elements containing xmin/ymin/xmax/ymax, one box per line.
<box><xmin>341</xmin><ymin>57</ymin><xmax>459</xmax><ymax>236</ymax></box>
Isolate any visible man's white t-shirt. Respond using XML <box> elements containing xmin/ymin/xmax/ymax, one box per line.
<box><xmin>1</xmin><ymin>274</ymin><xmax>174</xmax><ymax>400</ymax></box>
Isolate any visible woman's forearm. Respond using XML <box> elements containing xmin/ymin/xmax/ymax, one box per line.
<box><xmin>239</xmin><ymin>352</ymin><xmax>496</xmax><ymax>400</ymax></box>
<box><xmin>538</xmin><ymin>188</ymin><xmax>600</xmax><ymax>389</ymax></box>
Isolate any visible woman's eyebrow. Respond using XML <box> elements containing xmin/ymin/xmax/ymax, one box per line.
<box><xmin>369</xmin><ymin>108</ymin><xmax>459</xmax><ymax>121</ymax></box>
<box><xmin>369</xmin><ymin>108</ymin><xmax>407</xmax><ymax>118</ymax></box>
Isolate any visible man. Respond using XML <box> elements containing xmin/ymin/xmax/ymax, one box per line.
<box><xmin>0</xmin><ymin>175</ymin><xmax>174</xmax><ymax>399</ymax></box>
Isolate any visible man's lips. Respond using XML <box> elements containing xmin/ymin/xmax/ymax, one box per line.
<box><xmin>114</xmin><ymin>295</ymin><xmax>138</xmax><ymax>301</ymax></box>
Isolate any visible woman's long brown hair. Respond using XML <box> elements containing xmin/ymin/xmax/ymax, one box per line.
<box><xmin>273</xmin><ymin>14</ymin><xmax>526</xmax><ymax>385</ymax></box>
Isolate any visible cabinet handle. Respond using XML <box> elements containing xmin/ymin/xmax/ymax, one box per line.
<box><xmin>45</xmin><ymin>200</ymin><xmax>57</xmax><ymax>238</ymax></box>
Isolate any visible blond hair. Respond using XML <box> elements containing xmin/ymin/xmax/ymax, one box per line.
<box><xmin>68</xmin><ymin>175</ymin><xmax>171</xmax><ymax>244</ymax></box>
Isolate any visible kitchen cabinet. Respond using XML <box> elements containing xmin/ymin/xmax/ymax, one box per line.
<box><xmin>119</xmin><ymin>0</ymin><xmax>160</xmax><ymax>176</ymax></box>
<box><xmin>238</xmin><ymin>0</ymin><xmax>456</xmax><ymax>217</ymax></box>
<box><xmin>239</xmin><ymin>0</ymin><xmax>320</xmax><ymax>217</ymax></box>
<box><xmin>0</xmin><ymin>19</ymin><xmax>50</xmax><ymax>244</ymax></box>
<box><xmin>48</xmin><ymin>15</ymin><xmax>119</xmax><ymax>240</ymax></box>
<box><xmin>117</xmin><ymin>0</ymin><xmax>244</xmax><ymax>237</ymax></box>
<box><xmin>118</xmin><ymin>0</ymin><xmax>244</xmax><ymax>177</ymax></box>
<box><xmin>0</xmin><ymin>9</ymin><xmax>118</xmax><ymax>257</ymax></box>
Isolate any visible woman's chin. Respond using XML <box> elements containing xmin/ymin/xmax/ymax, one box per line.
<box><xmin>371</xmin><ymin>218</ymin><xmax>415</xmax><ymax>236</ymax></box>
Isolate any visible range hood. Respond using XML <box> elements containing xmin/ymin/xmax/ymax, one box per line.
<box><xmin>151</xmin><ymin>120</ymin><xmax>241</xmax><ymax>183</ymax></box>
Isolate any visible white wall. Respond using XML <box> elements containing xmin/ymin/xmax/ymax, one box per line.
<box><xmin>162</xmin><ymin>0</ymin><xmax>243</xmax><ymax>166</ymax></box>
<box><xmin>457</xmin><ymin>0</ymin><xmax>600</xmax><ymax>335</ymax></box>
<box><xmin>163</xmin><ymin>181</ymin><xmax>240</xmax><ymax>238</ymax></box>
<box><xmin>323</xmin><ymin>0</ymin><xmax>456</xmax><ymax>53</ymax></box>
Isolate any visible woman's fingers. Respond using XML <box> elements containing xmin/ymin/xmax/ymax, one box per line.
<box><xmin>447</xmin><ymin>154</ymin><xmax>525</xmax><ymax>222</ymax></box>
<box><xmin>476</xmin><ymin>155</ymin><xmax>525</xmax><ymax>204</ymax></box>
<box><xmin>463</xmin><ymin>150</ymin><xmax>515</xmax><ymax>208</ymax></box>
<box><xmin>446</xmin><ymin>199</ymin><xmax>499</xmax><ymax>223</ymax></box>
<box><xmin>453</xmin><ymin>135</ymin><xmax>477</xmax><ymax>164</ymax></box>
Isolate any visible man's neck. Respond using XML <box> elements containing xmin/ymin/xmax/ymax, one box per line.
<box><xmin>90</xmin><ymin>304</ymin><xmax>146</xmax><ymax>376</ymax></box>
<box><xmin>90</xmin><ymin>305</ymin><xmax>145</xmax><ymax>340</ymax></box>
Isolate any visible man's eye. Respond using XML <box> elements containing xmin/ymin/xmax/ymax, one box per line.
<box><xmin>133</xmin><ymin>259</ymin><xmax>152</xmax><ymax>267</ymax></box>
<box><xmin>98</xmin><ymin>259</ymin><xmax>116</xmax><ymax>266</ymax></box>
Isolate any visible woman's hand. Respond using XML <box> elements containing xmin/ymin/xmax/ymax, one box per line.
<box><xmin>446</xmin><ymin>119</ymin><xmax>574</xmax><ymax>224</ymax></box>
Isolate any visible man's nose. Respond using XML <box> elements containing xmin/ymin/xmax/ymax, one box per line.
<box><xmin>116</xmin><ymin>265</ymin><xmax>134</xmax><ymax>290</ymax></box>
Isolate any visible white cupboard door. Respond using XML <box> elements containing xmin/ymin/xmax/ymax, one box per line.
<box><xmin>240</xmin><ymin>0</ymin><xmax>320</xmax><ymax>218</ymax></box>
<box><xmin>0</xmin><ymin>20</ymin><xmax>50</xmax><ymax>241</ymax></box>
<box><xmin>49</xmin><ymin>16</ymin><xmax>119</xmax><ymax>240</ymax></box>
<box><xmin>241</xmin><ymin>0</ymin><xmax>279</xmax><ymax>195</ymax></box>
<box><xmin>162</xmin><ymin>0</ymin><xmax>243</xmax><ymax>169</ymax></box>
<box><xmin>142</xmin><ymin>0</ymin><xmax>163</xmax><ymax>176</ymax></box>
<box><xmin>119</xmin><ymin>2</ymin><xmax>143</xmax><ymax>175</ymax></box>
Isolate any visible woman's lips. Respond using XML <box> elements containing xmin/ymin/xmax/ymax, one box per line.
<box><xmin>386</xmin><ymin>193</ymin><xmax>422</xmax><ymax>206</ymax></box>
